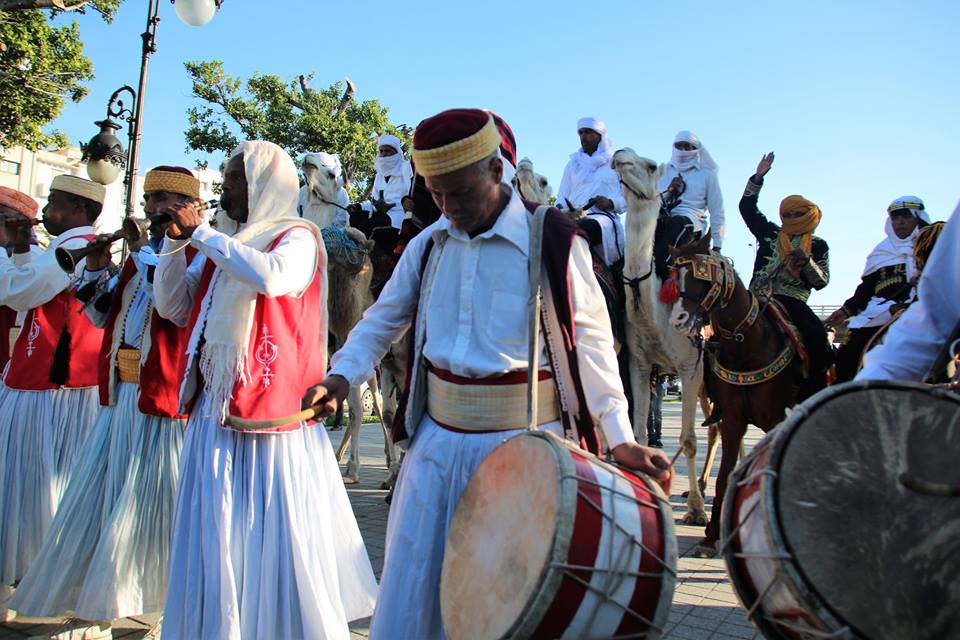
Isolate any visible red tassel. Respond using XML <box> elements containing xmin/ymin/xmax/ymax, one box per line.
<box><xmin>659</xmin><ymin>272</ymin><xmax>680</xmax><ymax>305</ymax></box>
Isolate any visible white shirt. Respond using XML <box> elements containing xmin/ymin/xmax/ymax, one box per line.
<box><xmin>153</xmin><ymin>223</ymin><xmax>317</xmax><ymax>327</ymax></box>
<box><xmin>857</xmin><ymin>202</ymin><xmax>960</xmax><ymax>381</ymax></box>
<box><xmin>80</xmin><ymin>246</ymin><xmax>158</xmax><ymax>346</ymax></box>
<box><xmin>556</xmin><ymin>158</ymin><xmax>627</xmax><ymax>266</ymax></box>
<box><xmin>0</xmin><ymin>226</ymin><xmax>93</xmax><ymax>312</ymax></box>
<box><xmin>329</xmin><ymin>188</ymin><xmax>635</xmax><ymax>449</ymax></box>
<box><xmin>659</xmin><ymin>163</ymin><xmax>725</xmax><ymax>247</ymax></box>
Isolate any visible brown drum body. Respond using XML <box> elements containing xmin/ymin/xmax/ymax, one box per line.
<box><xmin>441</xmin><ymin>430</ymin><xmax>676</xmax><ymax>639</ymax></box>
<box><xmin>722</xmin><ymin>380</ymin><xmax>960</xmax><ymax>639</ymax></box>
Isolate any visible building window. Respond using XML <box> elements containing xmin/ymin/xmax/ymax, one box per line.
<box><xmin>0</xmin><ymin>159</ymin><xmax>21</xmax><ymax>175</ymax></box>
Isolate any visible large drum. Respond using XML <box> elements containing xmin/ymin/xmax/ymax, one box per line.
<box><xmin>440</xmin><ymin>430</ymin><xmax>676</xmax><ymax>640</ymax></box>
<box><xmin>722</xmin><ymin>380</ymin><xmax>960</xmax><ymax>639</ymax></box>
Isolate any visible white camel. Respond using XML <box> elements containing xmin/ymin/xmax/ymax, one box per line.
<box><xmin>613</xmin><ymin>148</ymin><xmax>708</xmax><ymax>525</ymax></box>
<box><xmin>512</xmin><ymin>157</ymin><xmax>552</xmax><ymax>204</ymax></box>
<box><xmin>325</xmin><ymin>226</ymin><xmax>401</xmax><ymax>485</ymax></box>
<box><xmin>299</xmin><ymin>152</ymin><xmax>349</xmax><ymax>230</ymax></box>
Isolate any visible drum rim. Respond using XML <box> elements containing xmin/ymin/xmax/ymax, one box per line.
<box><xmin>719</xmin><ymin>381</ymin><xmax>936</xmax><ymax>638</ymax></box>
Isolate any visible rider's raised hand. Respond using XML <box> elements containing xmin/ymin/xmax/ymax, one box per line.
<box><xmin>755</xmin><ymin>152</ymin><xmax>775</xmax><ymax>180</ymax></box>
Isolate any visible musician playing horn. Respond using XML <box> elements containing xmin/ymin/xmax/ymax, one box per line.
<box><xmin>6</xmin><ymin>167</ymin><xmax>204</xmax><ymax>628</ymax></box>
<box><xmin>302</xmin><ymin>108</ymin><xmax>671</xmax><ymax>640</ymax></box>
<box><xmin>0</xmin><ymin>186</ymin><xmax>40</xmax><ymax>369</ymax></box>
<box><xmin>0</xmin><ymin>175</ymin><xmax>106</xmax><ymax>593</ymax></box>
<box><xmin>152</xmin><ymin>141</ymin><xmax>376</xmax><ymax>639</ymax></box>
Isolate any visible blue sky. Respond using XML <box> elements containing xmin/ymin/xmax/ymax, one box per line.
<box><xmin>49</xmin><ymin>0</ymin><xmax>959</xmax><ymax>305</ymax></box>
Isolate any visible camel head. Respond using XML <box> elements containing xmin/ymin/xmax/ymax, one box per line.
<box><xmin>302</xmin><ymin>153</ymin><xmax>340</xmax><ymax>204</ymax></box>
<box><xmin>512</xmin><ymin>157</ymin><xmax>552</xmax><ymax>205</ymax></box>
<box><xmin>611</xmin><ymin>148</ymin><xmax>661</xmax><ymax>206</ymax></box>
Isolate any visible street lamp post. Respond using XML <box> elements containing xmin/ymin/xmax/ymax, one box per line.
<box><xmin>81</xmin><ymin>0</ymin><xmax>224</xmax><ymax>218</ymax></box>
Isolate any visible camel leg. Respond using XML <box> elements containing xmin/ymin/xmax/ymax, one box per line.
<box><xmin>628</xmin><ymin>355</ymin><xmax>651</xmax><ymax>445</ymax></box>
<box><xmin>697</xmin><ymin>417</ymin><xmax>748</xmax><ymax>557</ymax></box>
<box><xmin>342</xmin><ymin>385</ymin><xmax>363</xmax><ymax>484</ymax></box>
<box><xmin>378</xmin><ymin>372</ymin><xmax>402</xmax><ymax>490</ymax></box>
<box><xmin>679</xmin><ymin>371</ymin><xmax>708</xmax><ymax>525</ymax></box>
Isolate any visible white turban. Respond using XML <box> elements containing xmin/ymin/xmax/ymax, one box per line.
<box><xmin>670</xmin><ymin>130</ymin><xmax>719</xmax><ymax>172</ymax></box>
<box><xmin>374</xmin><ymin>135</ymin><xmax>411</xmax><ymax>183</ymax></box>
<box><xmin>572</xmin><ymin>116</ymin><xmax>614</xmax><ymax>172</ymax></box>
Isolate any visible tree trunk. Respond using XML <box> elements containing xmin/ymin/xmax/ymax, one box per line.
<box><xmin>0</xmin><ymin>0</ymin><xmax>88</xmax><ymax>11</ymax></box>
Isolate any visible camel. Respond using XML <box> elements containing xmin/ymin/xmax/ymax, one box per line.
<box><xmin>299</xmin><ymin>153</ymin><xmax>348</xmax><ymax>229</ymax></box>
<box><xmin>612</xmin><ymin>148</ymin><xmax>708</xmax><ymax>525</ymax></box>
<box><xmin>512</xmin><ymin>157</ymin><xmax>552</xmax><ymax>204</ymax></box>
<box><xmin>324</xmin><ymin>225</ymin><xmax>401</xmax><ymax>485</ymax></box>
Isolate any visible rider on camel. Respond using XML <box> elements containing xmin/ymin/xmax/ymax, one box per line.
<box><xmin>826</xmin><ymin>196</ymin><xmax>930</xmax><ymax>382</ymax></box>
<box><xmin>738</xmin><ymin>152</ymin><xmax>832</xmax><ymax>400</ymax></box>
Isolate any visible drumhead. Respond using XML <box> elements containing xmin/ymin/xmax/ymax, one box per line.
<box><xmin>776</xmin><ymin>381</ymin><xmax>960</xmax><ymax>640</ymax></box>
<box><xmin>440</xmin><ymin>432</ymin><xmax>565</xmax><ymax>640</ymax></box>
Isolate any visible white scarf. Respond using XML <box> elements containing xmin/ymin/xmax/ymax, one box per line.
<box><xmin>371</xmin><ymin>134</ymin><xmax>413</xmax><ymax>203</ymax></box>
<box><xmin>571</xmin><ymin>117</ymin><xmax>614</xmax><ymax>174</ymax></box>
<box><xmin>198</xmin><ymin>141</ymin><xmax>323</xmax><ymax>413</ymax></box>
<box><xmin>669</xmin><ymin>130</ymin><xmax>719</xmax><ymax>173</ymax></box>
<box><xmin>861</xmin><ymin>202</ymin><xmax>931</xmax><ymax>282</ymax></box>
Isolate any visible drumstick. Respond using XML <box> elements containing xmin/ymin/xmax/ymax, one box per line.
<box><xmin>669</xmin><ymin>448</ymin><xmax>684</xmax><ymax>468</ymax></box>
<box><xmin>224</xmin><ymin>407</ymin><xmax>321</xmax><ymax>431</ymax></box>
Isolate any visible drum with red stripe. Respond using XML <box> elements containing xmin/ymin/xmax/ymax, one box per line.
<box><xmin>721</xmin><ymin>380</ymin><xmax>960</xmax><ymax>639</ymax></box>
<box><xmin>440</xmin><ymin>430</ymin><xmax>676</xmax><ymax>639</ymax></box>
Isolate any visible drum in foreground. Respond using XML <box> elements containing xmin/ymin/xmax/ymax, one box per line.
<box><xmin>440</xmin><ymin>430</ymin><xmax>676</xmax><ymax>640</ymax></box>
<box><xmin>722</xmin><ymin>380</ymin><xmax>960</xmax><ymax>639</ymax></box>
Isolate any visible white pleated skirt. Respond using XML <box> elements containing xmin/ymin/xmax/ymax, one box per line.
<box><xmin>161</xmin><ymin>393</ymin><xmax>378</xmax><ymax>640</ymax></box>
<box><xmin>8</xmin><ymin>382</ymin><xmax>185</xmax><ymax>620</ymax></box>
<box><xmin>368</xmin><ymin>417</ymin><xmax>563</xmax><ymax>640</ymax></box>
<box><xmin>0</xmin><ymin>383</ymin><xmax>100</xmax><ymax>586</ymax></box>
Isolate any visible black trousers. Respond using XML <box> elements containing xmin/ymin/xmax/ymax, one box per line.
<box><xmin>835</xmin><ymin>326</ymin><xmax>882</xmax><ymax>383</ymax></box>
<box><xmin>774</xmin><ymin>295</ymin><xmax>833</xmax><ymax>400</ymax></box>
<box><xmin>654</xmin><ymin>215</ymin><xmax>696</xmax><ymax>280</ymax></box>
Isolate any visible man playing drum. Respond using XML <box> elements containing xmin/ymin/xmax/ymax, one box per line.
<box><xmin>302</xmin><ymin>108</ymin><xmax>671</xmax><ymax>640</ymax></box>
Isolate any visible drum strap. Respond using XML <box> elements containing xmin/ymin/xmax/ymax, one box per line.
<box><xmin>527</xmin><ymin>205</ymin><xmax>549</xmax><ymax>430</ymax></box>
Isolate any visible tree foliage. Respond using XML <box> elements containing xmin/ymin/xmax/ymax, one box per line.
<box><xmin>0</xmin><ymin>9</ymin><xmax>94</xmax><ymax>150</ymax></box>
<box><xmin>184</xmin><ymin>60</ymin><xmax>412</xmax><ymax>199</ymax></box>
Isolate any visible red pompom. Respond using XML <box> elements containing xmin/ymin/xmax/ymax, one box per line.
<box><xmin>659</xmin><ymin>272</ymin><xmax>680</xmax><ymax>305</ymax></box>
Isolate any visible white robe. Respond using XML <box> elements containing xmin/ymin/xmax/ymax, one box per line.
<box><xmin>555</xmin><ymin>155</ymin><xmax>626</xmax><ymax>267</ymax></box>
<box><xmin>154</xmin><ymin>223</ymin><xmax>377</xmax><ymax>640</ymax></box>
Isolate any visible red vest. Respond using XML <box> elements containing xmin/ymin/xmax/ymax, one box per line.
<box><xmin>4</xmin><ymin>233</ymin><xmax>105</xmax><ymax>391</ymax></box>
<box><xmin>181</xmin><ymin>227</ymin><xmax>325</xmax><ymax>432</ymax></box>
<box><xmin>97</xmin><ymin>250</ymin><xmax>197</xmax><ymax>418</ymax></box>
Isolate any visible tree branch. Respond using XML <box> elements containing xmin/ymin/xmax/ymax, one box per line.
<box><xmin>335</xmin><ymin>76</ymin><xmax>356</xmax><ymax>117</ymax></box>
<box><xmin>0</xmin><ymin>0</ymin><xmax>89</xmax><ymax>11</ymax></box>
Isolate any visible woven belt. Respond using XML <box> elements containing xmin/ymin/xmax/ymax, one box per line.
<box><xmin>117</xmin><ymin>348</ymin><xmax>141</xmax><ymax>384</ymax></box>
<box><xmin>426</xmin><ymin>368</ymin><xmax>559</xmax><ymax>432</ymax></box>
<box><xmin>8</xmin><ymin>327</ymin><xmax>18</xmax><ymax>358</ymax></box>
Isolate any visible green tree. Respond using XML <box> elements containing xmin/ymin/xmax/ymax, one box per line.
<box><xmin>184</xmin><ymin>60</ymin><xmax>411</xmax><ymax>199</ymax></box>
<box><xmin>0</xmin><ymin>9</ymin><xmax>95</xmax><ymax>149</ymax></box>
<box><xmin>0</xmin><ymin>1</ymin><xmax>121</xmax><ymax>20</ymax></box>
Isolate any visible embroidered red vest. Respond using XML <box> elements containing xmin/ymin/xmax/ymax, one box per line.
<box><xmin>181</xmin><ymin>227</ymin><xmax>325</xmax><ymax>432</ymax></box>
<box><xmin>5</xmin><ymin>233</ymin><xmax>105</xmax><ymax>391</ymax></box>
<box><xmin>97</xmin><ymin>249</ymin><xmax>197</xmax><ymax>418</ymax></box>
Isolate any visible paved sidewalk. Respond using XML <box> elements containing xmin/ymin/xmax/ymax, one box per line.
<box><xmin>0</xmin><ymin>399</ymin><xmax>763</xmax><ymax>639</ymax></box>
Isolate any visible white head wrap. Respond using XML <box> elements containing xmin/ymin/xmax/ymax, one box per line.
<box><xmin>670</xmin><ymin>130</ymin><xmax>719</xmax><ymax>173</ymax></box>
<box><xmin>201</xmin><ymin>141</ymin><xmax>323</xmax><ymax>414</ymax></box>
<box><xmin>374</xmin><ymin>135</ymin><xmax>412</xmax><ymax>181</ymax></box>
<box><xmin>572</xmin><ymin>117</ymin><xmax>615</xmax><ymax>173</ymax></box>
<box><xmin>303</xmin><ymin>152</ymin><xmax>344</xmax><ymax>188</ymax></box>
<box><xmin>861</xmin><ymin>195</ymin><xmax>930</xmax><ymax>280</ymax></box>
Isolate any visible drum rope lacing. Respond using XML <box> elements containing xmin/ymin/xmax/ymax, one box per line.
<box><xmin>550</xmin><ymin>473</ymin><xmax>675</xmax><ymax>635</ymax></box>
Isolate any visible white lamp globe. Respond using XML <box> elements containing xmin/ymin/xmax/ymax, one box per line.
<box><xmin>174</xmin><ymin>0</ymin><xmax>217</xmax><ymax>26</ymax></box>
<box><xmin>86</xmin><ymin>159</ymin><xmax>121</xmax><ymax>185</ymax></box>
